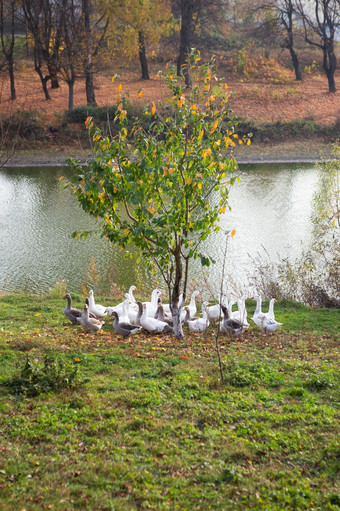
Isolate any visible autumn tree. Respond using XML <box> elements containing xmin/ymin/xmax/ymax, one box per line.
<box><xmin>66</xmin><ymin>52</ymin><xmax>250</xmax><ymax>339</ymax></box>
<box><xmin>296</xmin><ymin>0</ymin><xmax>340</xmax><ymax>92</ymax></box>
<box><xmin>105</xmin><ymin>0</ymin><xmax>173</xmax><ymax>80</ymax></box>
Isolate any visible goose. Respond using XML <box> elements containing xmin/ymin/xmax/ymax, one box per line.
<box><xmin>144</xmin><ymin>288</ymin><xmax>162</xmax><ymax>317</ymax></box>
<box><xmin>162</xmin><ymin>293</ymin><xmax>184</xmax><ymax>316</ymax></box>
<box><xmin>88</xmin><ymin>289</ymin><xmax>108</xmax><ymax>319</ymax></box>
<box><xmin>183</xmin><ymin>306</ymin><xmax>199</xmax><ymax>324</ymax></box>
<box><xmin>267</xmin><ymin>298</ymin><xmax>277</xmax><ymax>320</ymax></box>
<box><xmin>127</xmin><ymin>285</ymin><xmax>137</xmax><ymax>304</ymax></box>
<box><xmin>140</xmin><ymin>303</ymin><xmax>173</xmax><ymax>334</ymax></box>
<box><xmin>179</xmin><ymin>290</ymin><xmax>200</xmax><ymax>321</ymax></box>
<box><xmin>206</xmin><ymin>293</ymin><xmax>228</xmax><ymax>322</ymax></box>
<box><xmin>154</xmin><ymin>303</ymin><xmax>174</xmax><ymax>326</ymax></box>
<box><xmin>63</xmin><ymin>293</ymin><xmax>82</xmax><ymax>324</ymax></box>
<box><xmin>80</xmin><ymin>303</ymin><xmax>105</xmax><ymax>333</ymax></box>
<box><xmin>252</xmin><ymin>295</ymin><xmax>282</xmax><ymax>332</ymax></box>
<box><xmin>110</xmin><ymin>311</ymin><xmax>141</xmax><ymax>338</ymax></box>
<box><xmin>230</xmin><ymin>295</ymin><xmax>250</xmax><ymax>328</ymax></box>
<box><xmin>220</xmin><ymin>303</ymin><xmax>247</xmax><ymax>336</ymax></box>
<box><xmin>134</xmin><ymin>301</ymin><xmax>144</xmax><ymax>326</ymax></box>
<box><xmin>187</xmin><ymin>301</ymin><xmax>210</xmax><ymax>333</ymax></box>
<box><xmin>64</xmin><ymin>294</ymin><xmax>97</xmax><ymax>324</ymax></box>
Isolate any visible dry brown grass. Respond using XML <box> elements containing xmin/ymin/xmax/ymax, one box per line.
<box><xmin>1</xmin><ymin>59</ymin><xmax>339</xmax><ymax>128</ymax></box>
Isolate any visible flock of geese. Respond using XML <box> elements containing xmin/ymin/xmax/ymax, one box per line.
<box><xmin>63</xmin><ymin>286</ymin><xmax>282</xmax><ymax>338</ymax></box>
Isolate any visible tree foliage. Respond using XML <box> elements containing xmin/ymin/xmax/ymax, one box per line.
<box><xmin>66</xmin><ymin>51</ymin><xmax>250</xmax><ymax>338</ymax></box>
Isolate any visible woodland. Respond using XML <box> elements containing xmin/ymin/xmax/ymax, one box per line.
<box><xmin>0</xmin><ymin>0</ymin><xmax>340</xmax><ymax>162</ymax></box>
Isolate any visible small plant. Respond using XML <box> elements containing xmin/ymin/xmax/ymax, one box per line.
<box><xmin>81</xmin><ymin>256</ymin><xmax>101</xmax><ymax>296</ymax></box>
<box><xmin>48</xmin><ymin>277</ymin><xmax>68</xmax><ymax>298</ymax></box>
<box><xmin>3</xmin><ymin>355</ymin><xmax>90</xmax><ymax>397</ymax></box>
<box><xmin>304</xmin><ymin>60</ymin><xmax>319</xmax><ymax>76</ymax></box>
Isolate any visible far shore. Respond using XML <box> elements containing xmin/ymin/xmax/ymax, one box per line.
<box><xmin>2</xmin><ymin>138</ymin><xmax>338</xmax><ymax>168</ymax></box>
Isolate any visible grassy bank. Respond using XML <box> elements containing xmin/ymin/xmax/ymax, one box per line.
<box><xmin>0</xmin><ymin>293</ymin><xmax>339</xmax><ymax>510</ymax></box>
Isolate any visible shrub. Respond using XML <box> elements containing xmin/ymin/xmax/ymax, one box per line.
<box><xmin>248</xmin><ymin>144</ymin><xmax>340</xmax><ymax>308</ymax></box>
<box><xmin>3</xmin><ymin>355</ymin><xmax>90</xmax><ymax>396</ymax></box>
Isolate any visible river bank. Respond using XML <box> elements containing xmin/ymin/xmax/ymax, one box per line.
<box><xmin>3</xmin><ymin>137</ymin><xmax>337</xmax><ymax>167</ymax></box>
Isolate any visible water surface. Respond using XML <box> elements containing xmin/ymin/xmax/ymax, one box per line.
<box><xmin>0</xmin><ymin>162</ymin><xmax>320</xmax><ymax>295</ymax></box>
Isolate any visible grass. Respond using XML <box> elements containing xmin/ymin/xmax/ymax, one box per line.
<box><xmin>0</xmin><ymin>293</ymin><xmax>339</xmax><ymax>510</ymax></box>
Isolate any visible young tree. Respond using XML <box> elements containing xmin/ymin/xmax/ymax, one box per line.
<box><xmin>66</xmin><ymin>52</ymin><xmax>250</xmax><ymax>339</ymax></box>
<box><xmin>296</xmin><ymin>0</ymin><xmax>340</xmax><ymax>92</ymax></box>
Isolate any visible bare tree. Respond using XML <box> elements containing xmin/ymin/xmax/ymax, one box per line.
<box><xmin>296</xmin><ymin>0</ymin><xmax>340</xmax><ymax>92</ymax></box>
<box><xmin>274</xmin><ymin>0</ymin><xmax>302</xmax><ymax>80</ymax></box>
<box><xmin>0</xmin><ymin>0</ymin><xmax>18</xmax><ymax>99</ymax></box>
<box><xmin>173</xmin><ymin>0</ymin><xmax>227</xmax><ymax>87</ymax></box>
<box><xmin>80</xmin><ymin>0</ymin><xmax>109</xmax><ymax>106</ymax></box>
<box><xmin>22</xmin><ymin>0</ymin><xmax>66</xmax><ymax>98</ymax></box>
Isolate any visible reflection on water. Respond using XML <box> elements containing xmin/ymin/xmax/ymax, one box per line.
<box><xmin>0</xmin><ymin>163</ymin><xmax>320</xmax><ymax>294</ymax></box>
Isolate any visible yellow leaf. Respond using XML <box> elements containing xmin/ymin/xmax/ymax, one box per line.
<box><xmin>151</xmin><ymin>102</ymin><xmax>156</xmax><ymax>115</ymax></box>
<box><xmin>247</xmin><ymin>139</ymin><xmax>251</xmax><ymax>146</ymax></box>
<box><xmin>74</xmin><ymin>357</ymin><xmax>81</xmax><ymax>362</ymax></box>
<box><xmin>35</xmin><ymin>313</ymin><xmax>41</xmax><ymax>317</ymax></box>
<box><xmin>230</xmin><ymin>229</ymin><xmax>236</xmax><ymax>238</ymax></box>
<box><xmin>138</xmin><ymin>89</ymin><xmax>143</xmax><ymax>98</ymax></box>
<box><xmin>197</xmin><ymin>182</ymin><xmax>202</xmax><ymax>190</ymax></box>
<box><xmin>147</xmin><ymin>206</ymin><xmax>156</xmax><ymax>214</ymax></box>
<box><xmin>186</xmin><ymin>177</ymin><xmax>192</xmax><ymax>185</ymax></box>
<box><xmin>117</xmin><ymin>83</ymin><xmax>122</xmax><ymax>92</ymax></box>
<box><xmin>210</xmin><ymin>119</ymin><xmax>218</xmax><ymax>134</ymax></box>
<box><xmin>85</xmin><ymin>116</ymin><xmax>92</xmax><ymax>128</ymax></box>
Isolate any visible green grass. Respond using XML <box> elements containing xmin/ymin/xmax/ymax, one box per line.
<box><xmin>0</xmin><ymin>294</ymin><xmax>339</xmax><ymax>510</ymax></box>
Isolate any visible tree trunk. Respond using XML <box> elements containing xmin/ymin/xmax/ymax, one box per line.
<box><xmin>289</xmin><ymin>46</ymin><xmax>302</xmax><ymax>81</ymax></box>
<box><xmin>67</xmin><ymin>79</ymin><xmax>75</xmax><ymax>110</ymax></box>
<box><xmin>323</xmin><ymin>43</ymin><xmax>336</xmax><ymax>93</ymax></box>
<box><xmin>34</xmin><ymin>61</ymin><xmax>51</xmax><ymax>100</ymax></box>
<box><xmin>138</xmin><ymin>31</ymin><xmax>149</xmax><ymax>80</ymax></box>
<box><xmin>82</xmin><ymin>0</ymin><xmax>97</xmax><ymax>106</ymax></box>
<box><xmin>170</xmin><ymin>242</ymin><xmax>185</xmax><ymax>340</ymax></box>
<box><xmin>177</xmin><ymin>0</ymin><xmax>194</xmax><ymax>87</ymax></box>
<box><xmin>8</xmin><ymin>56</ymin><xmax>16</xmax><ymax>100</ymax></box>
<box><xmin>50</xmin><ymin>74</ymin><xmax>60</xmax><ymax>89</ymax></box>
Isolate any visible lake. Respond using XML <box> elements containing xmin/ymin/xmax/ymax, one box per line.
<box><xmin>0</xmin><ymin>162</ymin><xmax>321</xmax><ymax>297</ymax></box>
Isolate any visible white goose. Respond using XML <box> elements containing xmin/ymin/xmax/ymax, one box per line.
<box><xmin>187</xmin><ymin>301</ymin><xmax>210</xmax><ymax>333</ymax></box>
<box><xmin>80</xmin><ymin>304</ymin><xmax>105</xmax><ymax>333</ymax></box>
<box><xmin>88</xmin><ymin>289</ymin><xmax>108</xmax><ymax>319</ymax></box>
<box><xmin>180</xmin><ymin>290</ymin><xmax>200</xmax><ymax>321</ymax></box>
<box><xmin>267</xmin><ymin>298</ymin><xmax>277</xmax><ymax>320</ymax></box>
<box><xmin>140</xmin><ymin>303</ymin><xmax>173</xmax><ymax>334</ymax></box>
<box><xmin>144</xmin><ymin>288</ymin><xmax>162</xmax><ymax>317</ymax></box>
<box><xmin>206</xmin><ymin>293</ymin><xmax>228</xmax><ymax>322</ymax></box>
<box><xmin>252</xmin><ymin>295</ymin><xmax>282</xmax><ymax>332</ymax></box>
<box><xmin>230</xmin><ymin>295</ymin><xmax>250</xmax><ymax>328</ymax></box>
<box><xmin>127</xmin><ymin>285</ymin><xmax>137</xmax><ymax>304</ymax></box>
<box><xmin>162</xmin><ymin>293</ymin><xmax>184</xmax><ymax>316</ymax></box>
